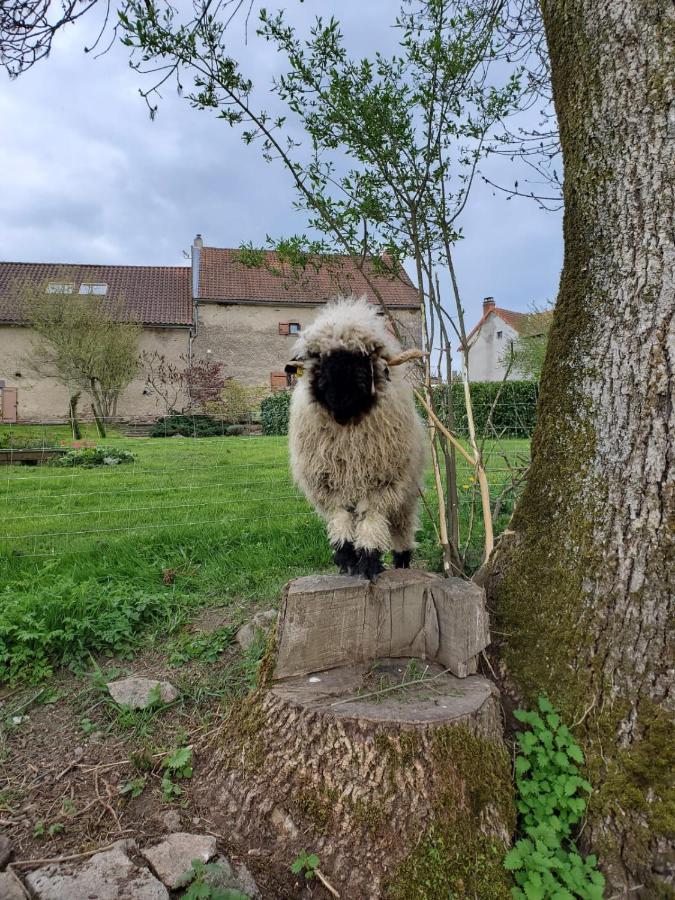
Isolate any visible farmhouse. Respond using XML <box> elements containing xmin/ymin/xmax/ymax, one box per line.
<box><xmin>466</xmin><ymin>296</ymin><xmax>550</xmax><ymax>381</ymax></box>
<box><xmin>0</xmin><ymin>236</ymin><xmax>421</xmax><ymax>422</ymax></box>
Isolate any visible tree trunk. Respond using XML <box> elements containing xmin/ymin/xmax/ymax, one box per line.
<box><xmin>492</xmin><ymin>1</ymin><xmax>674</xmax><ymax>894</ymax></box>
<box><xmin>201</xmin><ymin>663</ymin><xmax>514</xmax><ymax>899</ymax></box>
<box><xmin>68</xmin><ymin>392</ymin><xmax>81</xmax><ymax>440</ymax></box>
<box><xmin>90</xmin><ymin>403</ymin><xmax>106</xmax><ymax>438</ymax></box>
<box><xmin>200</xmin><ymin>573</ymin><xmax>515</xmax><ymax>898</ymax></box>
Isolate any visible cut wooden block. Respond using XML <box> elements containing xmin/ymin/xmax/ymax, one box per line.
<box><xmin>274</xmin><ymin>569</ymin><xmax>489</xmax><ymax>680</ymax></box>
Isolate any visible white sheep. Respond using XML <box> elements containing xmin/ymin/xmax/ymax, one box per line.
<box><xmin>286</xmin><ymin>296</ymin><xmax>427</xmax><ymax>580</ymax></box>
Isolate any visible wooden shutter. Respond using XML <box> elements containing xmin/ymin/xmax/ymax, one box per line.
<box><xmin>270</xmin><ymin>373</ymin><xmax>288</xmax><ymax>392</ymax></box>
<box><xmin>1</xmin><ymin>387</ymin><xmax>18</xmax><ymax>422</ymax></box>
<box><xmin>278</xmin><ymin>322</ymin><xmax>290</xmax><ymax>335</ymax></box>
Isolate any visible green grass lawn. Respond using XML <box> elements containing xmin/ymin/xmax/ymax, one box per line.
<box><xmin>0</xmin><ymin>428</ymin><xmax>529</xmax><ymax>682</ymax></box>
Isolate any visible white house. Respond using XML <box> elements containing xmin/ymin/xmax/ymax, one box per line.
<box><xmin>466</xmin><ymin>297</ymin><xmax>533</xmax><ymax>381</ymax></box>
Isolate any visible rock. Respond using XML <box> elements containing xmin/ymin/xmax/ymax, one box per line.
<box><xmin>198</xmin><ymin>856</ymin><xmax>260</xmax><ymax>899</ymax></box>
<box><xmin>25</xmin><ymin>840</ymin><xmax>168</xmax><ymax>900</ymax></box>
<box><xmin>0</xmin><ymin>869</ymin><xmax>28</xmax><ymax>899</ymax></box>
<box><xmin>236</xmin><ymin>610</ymin><xmax>277</xmax><ymax>651</ymax></box>
<box><xmin>202</xmin><ymin>856</ymin><xmax>234</xmax><ymax>888</ymax></box>
<box><xmin>141</xmin><ymin>833</ymin><xmax>217</xmax><ymax>890</ymax></box>
<box><xmin>161</xmin><ymin>809</ymin><xmax>181</xmax><ymax>832</ymax></box>
<box><xmin>0</xmin><ymin>833</ymin><xmax>12</xmax><ymax>868</ymax></box>
<box><xmin>270</xmin><ymin>806</ymin><xmax>299</xmax><ymax>839</ymax></box>
<box><xmin>106</xmin><ymin>677</ymin><xmax>179</xmax><ymax>709</ymax></box>
<box><xmin>234</xmin><ymin>862</ymin><xmax>261</xmax><ymax>898</ymax></box>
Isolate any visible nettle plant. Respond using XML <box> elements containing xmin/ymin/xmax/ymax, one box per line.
<box><xmin>505</xmin><ymin>697</ymin><xmax>605</xmax><ymax>899</ymax></box>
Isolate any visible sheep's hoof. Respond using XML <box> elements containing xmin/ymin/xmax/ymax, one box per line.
<box><xmin>354</xmin><ymin>549</ymin><xmax>384</xmax><ymax>582</ymax></box>
<box><xmin>333</xmin><ymin>541</ymin><xmax>358</xmax><ymax>575</ymax></box>
<box><xmin>393</xmin><ymin>550</ymin><xmax>412</xmax><ymax>569</ymax></box>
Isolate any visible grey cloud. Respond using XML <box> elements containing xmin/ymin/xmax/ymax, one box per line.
<box><xmin>0</xmin><ymin>1</ymin><xmax>563</xmax><ymax>325</ymax></box>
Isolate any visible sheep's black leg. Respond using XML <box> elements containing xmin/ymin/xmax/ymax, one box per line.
<box><xmin>354</xmin><ymin>548</ymin><xmax>384</xmax><ymax>581</ymax></box>
<box><xmin>393</xmin><ymin>550</ymin><xmax>412</xmax><ymax>569</ymax></box>
<box><xmin>333</xmin><ymin>541</ymin><xmax>358</xmax><ymax>575</ymax></box>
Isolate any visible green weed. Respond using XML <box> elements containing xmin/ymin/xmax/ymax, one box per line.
<box><xmin>504</xmin><ymin>697</ymin><xmax>605</xmax><ymax>899</ymax></box>
<box><xmin>180</xmin><ymin>859</ymin><xmax>249</xmax><ymax>899</ymax></box>
<box><xmin>290</xmin><ymin>849</ymin><xmax>320</xmax><ymax>881</ymax></box>
<box><xmin>161</xmin><ymin>745</ymin><xmax>193</xmax><ymax>802</ymax></box>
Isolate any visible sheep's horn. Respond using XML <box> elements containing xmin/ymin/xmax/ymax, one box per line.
<box><xmin>387</xmin><ymin>349</ymin><xmax>428</xmax><ymax>366</ymax></box>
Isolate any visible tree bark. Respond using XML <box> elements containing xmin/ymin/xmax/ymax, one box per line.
<box><xmin>201</xmin><ymin>661</ymin><xmax>514</xmax><ymax>899</ymax></box>
<box><xmin>492</xmin><ymin>1</ymin><xmax>674</xmax><ymax>893</ymax></box>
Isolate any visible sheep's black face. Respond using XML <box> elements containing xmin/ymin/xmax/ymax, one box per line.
<box><xmin>310</xmin><ymin>350</ymin><xmax>380</xmax><ymax>425</ymax></box>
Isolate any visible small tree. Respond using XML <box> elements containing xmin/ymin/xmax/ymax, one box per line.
<box><xmin>22</xmin><ymin>281</ymin><xmax>141</xmax><ymax>436</ymax></box>
<box><xmin>502</xmin><ymin>304</ymin><xmax>553</xmax><ymax>381</ymax></box>
<box><xmin>141</xmin><ymin>350</ymin><xmax>188</xmax><ymax>414</ymax></box>
<box><xmin>219</xmin><ymin>379</ymin><xmax>267</xmax><ymax>424</ymax></box>
<box><xmin>118</xmin><ymin>0</ymin><xmax>525</xmax><ymax>572</ymax></box>
<box><xmin>184</xmin><ymin>358</ymin><xmax>227</xmax><ymax>414</ymax></box>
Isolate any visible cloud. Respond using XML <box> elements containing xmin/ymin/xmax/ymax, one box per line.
<box><xmin>0</xmin><ymin>1</ymin><xmax>563</xmax><ymax>328</ymax></box>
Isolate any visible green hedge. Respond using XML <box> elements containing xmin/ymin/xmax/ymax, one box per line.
<box><xmin>151</xmin><ymin>414</ymin><xmax>228</xmax><ymax>437</ymax></box>
<box><xmin>422</xmin><ymin>381</ymin><xmax>539</xmax><ymax>439</ymax></box>
<box><xmin>260</xmin><ymin>382</ymin><xmax>538</xmax><ymax>438</ymax></box>
<box><xmin>261</xmin><ymin>391</ymin><xmax>292</xmax><ymax>436</ymax></box>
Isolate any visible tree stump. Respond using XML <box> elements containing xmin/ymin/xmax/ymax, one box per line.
<box><xmin>202</xmin><ymin>573</ymin><xmax>515</xmax><ymax>899</ymax></box>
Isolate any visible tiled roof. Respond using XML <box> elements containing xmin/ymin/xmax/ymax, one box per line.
<box><xmin>0</xmin><ymin>263</ymin><xmax>192</xmax><ymax>326</ymax></box>
<box><xmin>467</xmin><ymin>307</ymin><xmax>552</xmax><ymax>343</ymax></box>
<box><xmin>198</xmin><ymin>247</ymin><xmax>420</xmax><ymax>307</ymax></box>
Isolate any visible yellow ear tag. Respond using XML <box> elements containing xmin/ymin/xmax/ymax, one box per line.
<box><xmin>296</xmin><ymin>365</ymin><xmax>304</xmax><ymax>377</ymax></box>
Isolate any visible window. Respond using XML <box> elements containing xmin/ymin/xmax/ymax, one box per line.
<box><xmin>279</xmin><ymin>322</ymin><xmax>301</xmax><ymax>335</ymax></box>
<box><xmin>46</xmin><ymin>282</ymin><xmax>74</xmax><ymax>294</ymax></box>
<box><xmin>79</xmin><ymin>283</ymin><xmax>108</xmax><ymax>295</ymax></box>
<box><xmin>496</xmin><ymin>330</ymin><xmax>503</xmax><ymax>339</ymax></box>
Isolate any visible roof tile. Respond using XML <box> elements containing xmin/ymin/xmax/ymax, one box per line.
<box><xmin>0</xmin><ymin>263</ymin><xmax>192</xmax><ymax>326</ymax></box>
<box><xmin>198</xmin><ymin>247</ymin><xmax>420</xmax><ymax>307</ymax></box>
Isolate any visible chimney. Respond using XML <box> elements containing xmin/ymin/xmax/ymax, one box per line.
<box><xmin>483</xmin><ymin>296</ymin><xmax>496</xmax><ymax>313</ymax></box>
<box><xmin>191</xmin><ymin>234</ymin><xmax>203</xmax><ymax>302</ymax></box>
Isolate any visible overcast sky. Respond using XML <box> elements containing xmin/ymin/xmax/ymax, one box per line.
<box><xmin>0</xmin><ymin>1</ymin><xmax>563</xmax><ymax>329</ymax></box>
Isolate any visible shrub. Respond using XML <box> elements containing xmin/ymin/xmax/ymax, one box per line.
<box><xmin>260</xmin><ymin>382</ymin><xmax>538</xmax><ymax>438</ymax></box>
<box><xmin>0</xmin><ymin>578</ymin><xmax>174</xmax><ymax>682</ymax></box>
<box><xmin>150</xmin><ymin>414</ymin><xmax>227</xmax><ymax>437</ymax></box>
<box><xmin>419</xmin><ymin>381</ymin><xmax>539</xmax><ymax>439</ymax></box>
<box><xmin>53</xmin><ymin>447</ymin><xmax>136</xmax><ymax>467</ymax></box>
<box><xmin>261</xmin><ymin>390</ymin><xmax>292</xmax><ymax>435</ymax></box>
<box><xmin>218</xmin><ymin>379</ymin><xmax>268</xmax><ymax>424</ymax></box>
<box><xmin>226</xmin><ymin>425</ymin><xmax>245</xmax><ymax>436</ymax></box>
<box><xmin>0</xmin><ymin>432</ymin><xmax>44</xmax><ymax>450</ymax></box>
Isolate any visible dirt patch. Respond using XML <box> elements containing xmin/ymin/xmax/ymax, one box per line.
<box><xmin>0</xmin><ymin>610</ymin><xmax>330</xmax><ymax>899</ymax></box>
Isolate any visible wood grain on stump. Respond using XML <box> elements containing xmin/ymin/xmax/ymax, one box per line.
<box><xmin>275</xmin><ymin>571</ymin><xmax>490</xmax><ymax>680</ymax></box>
<box><xmin>202</xmin><ymin>573</ymin><xmax>514</xmax><ymax>899</ymax></box>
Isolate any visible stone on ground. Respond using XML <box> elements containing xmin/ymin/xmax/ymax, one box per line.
<box><xmin>236</xmin><ymin>609</ymin><xmax>277</xmax><ymax>650</ymax></box>
<box><xmin>197</xmin><ymin>856</ymin><xmax>260</xmax><ymax>899</ymax></box>
<box><xmin>24</xmin><ymin>840</ymin><xmax>168</xmax><ymax>900</ymax></box>
<box><xmin>0</xmin><ymin>833</ymin><xmax>12</xmax><ymax>868</ymax></box>
<box><xmin>141</xmin><ymin>833</ymin><xmax>217</xmax><ymax>889</ymax></box>
<box><xmin>0</xmin><ymin>869</ymin><xmax>29</xmax><ymax>900</ymax></box>
<box><xmin>234</xmin><ymin>862</ymin><xmax>261</xmax><ymax>898</ymax></box>
<box><xmin>106</xmin><ymin>676</ymin><xmax>179</xmax><ymax>709</ymax></box>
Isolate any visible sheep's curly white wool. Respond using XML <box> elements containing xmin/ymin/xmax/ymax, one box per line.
<box><xmin>288</xmin><ymin>296</ymin><xmax>426</xmax><ymax>555</ymax></box>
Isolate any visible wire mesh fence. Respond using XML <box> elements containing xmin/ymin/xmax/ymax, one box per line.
<box><xmin>0</xmin><ymin>390</ymin><xmax>534</xmax><ymax>568</ymax></box>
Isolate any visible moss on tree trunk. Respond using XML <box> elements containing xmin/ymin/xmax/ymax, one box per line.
<box><xmin>491</xmin><ymin>1</ymin><xmax>674</xmax><ymax>893</ymax></box>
